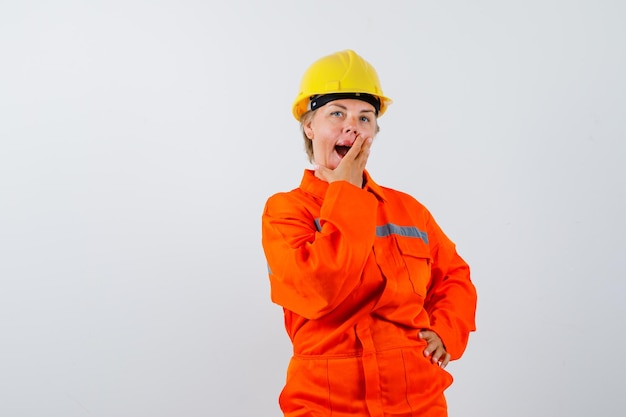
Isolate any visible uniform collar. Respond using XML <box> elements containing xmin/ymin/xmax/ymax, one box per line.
<box><xmin>299</xmin><ymin>169</ymin><xmax>387</xmax><ymax>202</ymax></box>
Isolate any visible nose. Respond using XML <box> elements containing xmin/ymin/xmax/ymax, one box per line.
<box><xmin>343</xmin><ymin>115</ymin><xmax>359</xmax><ymax>135</ymax></box>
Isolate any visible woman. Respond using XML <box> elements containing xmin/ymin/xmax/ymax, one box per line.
<box><xmin>262</xmin><ymin>49</ymin><xmax>477</xmax><ymax>417</ymax></box>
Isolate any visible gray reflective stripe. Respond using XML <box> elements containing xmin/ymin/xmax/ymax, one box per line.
<box><xmin>313</xmin><ymin>218</ymin><xmax>428</xmax><ymax>244</ymax></box>
<box><xmin>266</xmin><ymin>263</ymin><xmax>272</xmax><ymax>275</ymax></box>
<box><xmin>376</xmin><ymin>223</ymin><xmax>429</xmax><ymax>244</ymax></box>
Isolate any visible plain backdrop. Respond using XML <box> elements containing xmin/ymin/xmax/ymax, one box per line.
<box><xmin>1</xmin><ymin>1</ymin><xmax>625</xmax><ymax>416</ymax></box>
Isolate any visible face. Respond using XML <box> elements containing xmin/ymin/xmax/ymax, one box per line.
<box><xmin>303</xmin><ymin>99</ymin><xmax>378</xmax><ymax>170</ymax></box>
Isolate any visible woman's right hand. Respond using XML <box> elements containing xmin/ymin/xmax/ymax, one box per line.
<box><xmin>314</xmin><ymin>134</ymin><xmax>373</xmax><ymax>188</ymax></box>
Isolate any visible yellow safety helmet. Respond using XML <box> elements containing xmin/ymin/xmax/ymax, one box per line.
<box><xmin>292</xmin><ymin>49</ymin><xmax>392</xmax><ymax>121</ymax></box>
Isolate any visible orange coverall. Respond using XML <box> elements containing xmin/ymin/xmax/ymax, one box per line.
<box><xmin>262</xmin><ymin>170</ymin><xmax>477</xmax><ymax>417</ymax></box>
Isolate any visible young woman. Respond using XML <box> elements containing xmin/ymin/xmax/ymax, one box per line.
<box><xmin>262</xmin><ymin>49</ymin><xmax>477</xmax><ymax>417</ymax></box>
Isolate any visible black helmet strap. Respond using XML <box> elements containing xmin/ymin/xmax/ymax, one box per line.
<box><xmin>309</xmin><ymin>93</ymin><xmax>380</xmax><ymax>115</ymax></box>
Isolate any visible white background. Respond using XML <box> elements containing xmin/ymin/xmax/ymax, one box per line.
<box><xmin>1</xmin><ymin>1</ymin><xmax>625</xmax><ymax>416</ymax></box>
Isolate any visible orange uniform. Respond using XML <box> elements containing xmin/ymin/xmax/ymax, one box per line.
<box><xmin>262</xmin><ymin>169</ymin><xmax>477</xmax><ymax>417</ymax></box>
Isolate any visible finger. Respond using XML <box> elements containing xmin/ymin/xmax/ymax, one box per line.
<box><xmin>418</xmin><ymin>330</ymin><xmax>434</xmax><ymax>341</ymax></box>
<box><xmin>418</xmin><ymin>331</ymin><xmax>430</xmax><ymax>356</ymax></box>
<box><xmin>433</xmin><ymin>352</ymin><xmax>451</xmax><ymax>368</ymax></box>
<box><xmin>419</xmin><ymin>330</ymin><xmax>440</xmax><ymax>357</ymax></box>
<box><xmin>419</xmin><ymin>330</ymin><xmax>450</xmax><ymax>366</ymax></box>
<box><xmin>342</xmin><ymin>134</ymin><xmax>366</xmax><ymax>161</ymax></box>
<box><xmin>423</xmin><ymin>344</ymin><xmax>437</xmax><ymax>358</ymax></box>
<box><xmin>359</xmin><ymin>136</ymin><xmax>374</xmax><ymax>154</ymax></box>
<box><xmin>428</xmin><ymin>340</ymin><xmax>439</xmax><ymax>355</ymax></box>
<box><xmin>440</xmin><ymin>353</ymin><xmax>451</xmax><ymax>368</ymax></box>
<box><xmin>355</xmin><ymin>137</ymin><xmax>373</xmax><ymax>165</ymax></box>
<box><xmin>431</xmin><ymin>345</ymin><xmax>446</xmax><ymax>363</ymax></box>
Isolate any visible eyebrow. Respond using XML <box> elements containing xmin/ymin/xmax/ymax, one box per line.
<box><xmin>327</xmin><ymin>103</ymin><xmax>376</xmax><ymax>113</ymax></box>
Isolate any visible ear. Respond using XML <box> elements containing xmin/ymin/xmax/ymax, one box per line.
<box><xmin>303</xmin><ymin>121</ymin><xmax>314</xmax><ymax>139</ymax></box>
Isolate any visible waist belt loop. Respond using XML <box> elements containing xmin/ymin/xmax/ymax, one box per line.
<box><xmin>355</xmin><ymin>320</ymin><xmax>384</xmax><ymax>417</ymax></box>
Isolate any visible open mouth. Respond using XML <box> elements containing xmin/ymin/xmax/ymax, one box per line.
<box><xmin>335</xmin><ymin>145</ymin><xmax>352</xmax><ymax>157</ymax></box>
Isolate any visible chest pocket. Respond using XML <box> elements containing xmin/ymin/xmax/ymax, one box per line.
<box><xmin>395</xmin><ymin>237</ymin><xmax>432</xmax><ymax>297</ymax></box>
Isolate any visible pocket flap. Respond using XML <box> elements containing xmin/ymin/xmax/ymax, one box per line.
<box><xmin>395</xmin><ymin>235</ymin><xmax>431</xmax><ymax>261</ymax></box>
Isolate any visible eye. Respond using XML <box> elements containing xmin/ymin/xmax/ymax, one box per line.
<box><xmin>330</xmin><ymin>111</ymin><xmax>343</xmax><ymax>117</ymax></box>
<box><xmin>360</xmin><ymin>115</ymin><xmax>371</xmax><ymax>123</ymax></box>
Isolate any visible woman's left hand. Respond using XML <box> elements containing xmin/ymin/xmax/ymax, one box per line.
<box><xmin>419</xmin><ymin>330</ymin><xmax>450</xmax><ymax>368</ymax></box>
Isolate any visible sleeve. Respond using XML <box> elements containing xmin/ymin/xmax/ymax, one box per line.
<box><xmin>423</xmin><ymin>212</ymin><xmax>477</xmax><ymax>360</ymax></box>
<box><xmin>261</xmin><ymin>181</ymin><xmax>378</xmax><ymax>320</ymax></box>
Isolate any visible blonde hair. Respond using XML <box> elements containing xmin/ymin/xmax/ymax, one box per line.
<box><xmin>300</xmin><ymin>110</ymin><xmax>316</xmax><ymax>163</ymax></box>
